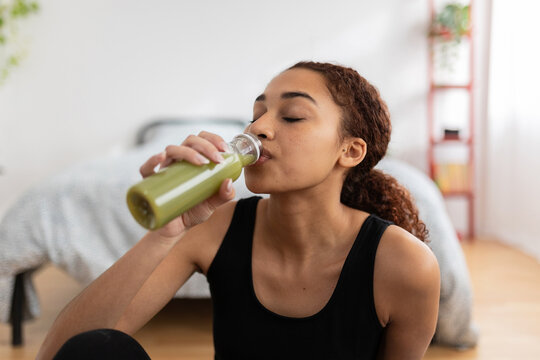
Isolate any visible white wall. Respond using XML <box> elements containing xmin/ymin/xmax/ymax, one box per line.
<box><xmin>0</xmin><ymin>0</ymin><xmax>431</xmax><ymax>218</ymax></box>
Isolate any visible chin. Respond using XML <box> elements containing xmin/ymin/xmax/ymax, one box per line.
<box><xmin>244</xmin><ymin>172</ymin><xmax>281</xmax><ymax>194</ymax></box>
<box><xmin>245</xmin><ymin>179</ymin><xmax>272</xmax><ymax>194</ymax></box>
<box><xmin>244</xmin><ymin>168</ymin><xmax>305</xmax><ymax>194</ymax></box>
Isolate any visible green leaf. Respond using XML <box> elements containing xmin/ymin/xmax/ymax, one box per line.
<box><xmin>11</xmin><ymin>0</ymin><xmax>36</xmax><ymax>18</ymax></box>
<box><xmin>1</xmin><ymin>67</ymin><xmax>10</xmax><ymax>80</ymax></box>
<box><xmin>8</xmin><ymin>55</ymin><xmax>19</xmax><ymax>66</ymax></box>
<box><xmin>30</xmin><ymin>2</ymin><xmax>40</xmax><ymax>12</ymax></box>
<box><xmin>0</xmin><ymin>1</ymin><xmax>40</xmax><ymax>86</ymax></box>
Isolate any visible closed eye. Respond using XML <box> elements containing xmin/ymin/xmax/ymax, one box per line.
<box><xmin>249</xmin><ymin>116</ymin><xmax>304</xmax><ymax>124</ymax></box>
<box><xmin>283</xmin><ymin>117</ymin><xmax>303</xmax><ymax>123</ymax></box>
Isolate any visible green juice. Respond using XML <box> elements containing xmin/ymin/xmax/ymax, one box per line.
<box><xmin>126</xmin><ymin>134</ymin><xmax>260</xmax><ymax>230</ymax></box>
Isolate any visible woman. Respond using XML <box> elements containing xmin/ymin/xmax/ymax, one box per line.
<box><xmin>38</xmin><ymin>61</ymin><xmax>440</xmax><ymax>360</ymax></box>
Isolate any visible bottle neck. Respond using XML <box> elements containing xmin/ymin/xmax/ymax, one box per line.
<box><xmin>229</xmin><ymin>133</ymin><xmax>262</xmax><ymax>166</ymax></box>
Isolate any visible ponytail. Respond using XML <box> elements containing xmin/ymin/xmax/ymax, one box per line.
<box><xmin>341</xmin><ymin>168</ymin><xmax>429</xmax><ymax>242</ymax></box>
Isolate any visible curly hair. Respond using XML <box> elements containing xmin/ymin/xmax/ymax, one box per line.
<box><xmin>289</xmin><ymin>61</ymin><xmax>429</xmax><ymax>242</ymax></box>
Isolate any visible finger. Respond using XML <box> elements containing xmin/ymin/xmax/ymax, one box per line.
<box><xmin>139</xmin><ymin>151</ymin><xmax>166</xmax><ymax>177</ymax></box>
<box><xmin>157</xmin><ymin>157</ymin><xmax>174</xmax><ymax>171</ymax></box>
<box><xmin>182</xmin><ymin>134</ymin><xmax>225</xmax><ymax>163</ymax></box>
<box><xmin>164</xmin><ymin>145</ymin><xmax>211</xmax><ymax>165</ymax></box>
<box><xmin>205</xmin><ymin>179</ymin><xmax>235</xmax><ymax>210</ymax></box>
<box><xmin>198</xmin><ymin>131</ymin><xmax>230</xmax><ymax>152</ymax></box>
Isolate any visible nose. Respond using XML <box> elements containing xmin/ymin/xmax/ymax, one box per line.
<box><xmin>247</xmin><ymin>114</ymin><xmax>274</xmax><ymax>140</ymax></box>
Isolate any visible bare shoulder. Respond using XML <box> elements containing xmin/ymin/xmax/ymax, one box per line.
<box><xmin>377</xmin><ymin>225</ymin><xmax>439</xmax><ymax>289</ymax></box>
<box><xmin>374</xmin><ymin>225</ymin><xmax>440</xmax><ymax>326</ymax></box>
<box><xmin>176</xmin><ymin>200</ymin><xmax>238</xmax><ymax>275</ymax></box>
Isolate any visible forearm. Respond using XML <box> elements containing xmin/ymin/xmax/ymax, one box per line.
<box><xmin>37</xmin><ymin>230</ymin><xmax>184</xmax><ymax>360</ymax></box>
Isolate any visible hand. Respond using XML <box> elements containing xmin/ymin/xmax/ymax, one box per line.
<box><xmin>139</xmin><ymin>131</ymin><xmax>235</xmax><ymax>238</ymax></box>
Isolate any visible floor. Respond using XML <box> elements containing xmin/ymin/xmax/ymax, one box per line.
<box><xmin>1</xmin><ymin>238</ymin><xmax>539</xmax><ymax>359</ymax></box>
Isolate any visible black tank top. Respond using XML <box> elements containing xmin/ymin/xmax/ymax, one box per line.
<box><xmin>207</xmin><ymin>197</ymin><xmax>393</xmax><ymax>360</ymax></box>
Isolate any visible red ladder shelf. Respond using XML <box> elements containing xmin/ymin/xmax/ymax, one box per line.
<box><xmin>427</xmin><ymin>0</ymin><xmax>475</xmax><ymax>240</ymax></box>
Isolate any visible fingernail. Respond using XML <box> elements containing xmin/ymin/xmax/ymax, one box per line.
<box><xmin>220</xmin><ymin>142</ymin><xmax>231</xmax><ymax>152</ymax></box>
<box><xmin>213</xmin><ymin>152</ymin><xmax>225</xmax><ymax>163</ymax></box>
<box><xmin>196</xmin><ymin>154</ymin><xmax>210</xmax><ymax>164</ymax></box>
<box><xmin>226</xmin><ymin>179</ymin><xmax>233</xmax><ymax>193</ymax></box>
<box><xmin>157</xmin><ymin>160</ymin><xmax>167</xmax><ymax>171</ymax></box>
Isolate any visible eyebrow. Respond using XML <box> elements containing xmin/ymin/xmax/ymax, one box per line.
<box><xmin>255</xmin><ymin>91</ymin><xmax>318</xmax><ymax>105</ymax></box>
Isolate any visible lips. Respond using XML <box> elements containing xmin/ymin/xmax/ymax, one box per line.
<box><xmin>254</xmin><ymin>148</ymin><xmax>272</xmax><ymax>165</ymax></box>
<box><xmin>261</xmin><ymin>148</ymin><xmax>272</xmax><ymax>159</ymax></box>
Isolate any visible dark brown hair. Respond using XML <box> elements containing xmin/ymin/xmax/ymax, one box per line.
<box><xmin>289</xmin><ymin>61</ymin><xmax>429</xmax><ymax>242</ymax></box>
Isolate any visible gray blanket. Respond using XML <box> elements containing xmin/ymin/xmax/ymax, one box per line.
<box><xmin>0</xmin><ymin>120</ymin><xmax>477</xmax><ymax>348</ymax></box>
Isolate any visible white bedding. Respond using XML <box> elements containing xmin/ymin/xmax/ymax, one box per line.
<box><xmin>0</xmin><ymin>120</ymin><xmax>477</xmax><ymax>348</ymax></box>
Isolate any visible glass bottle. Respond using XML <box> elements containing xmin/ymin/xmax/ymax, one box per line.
<box><xmin>127</xmin><ymin>133</ymin><xmax>261</xmax><ymax>230</ymax></box>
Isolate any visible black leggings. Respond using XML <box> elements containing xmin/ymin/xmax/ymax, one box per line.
<box><xmin>53</xmin><ymin>329</ymin><xmax>151</xmax><ymax>359</ymax></box>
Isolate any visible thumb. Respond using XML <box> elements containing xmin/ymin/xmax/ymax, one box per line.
<box><xmin>205</xmin><ymin>178</ymin><xmax>235</xmax><ymax>210</ymax></box>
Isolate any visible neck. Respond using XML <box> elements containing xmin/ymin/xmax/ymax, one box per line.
<box><xmin>260</xmin><ymin>187</ymin><xmax>365</xmax><ymax>262</ymax></box>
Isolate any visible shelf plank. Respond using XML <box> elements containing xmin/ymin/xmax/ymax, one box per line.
<box><xmin>431</xmin><ymin>84</ymin><xmax>472</xmax><ymax>90</ymax></box>
<box><xmin>441</xmin><ymin>190</ymin><xmax>474</xmax><ymax>197</ymax></box>
<box><xmin>430</xmin><ymin>138</ymin><xmax>472</xmax><ymax>146</ymax></box>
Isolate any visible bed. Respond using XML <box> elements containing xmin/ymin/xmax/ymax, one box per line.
<box><xmin>0</xmin><ymin>119</ymin><xmax>478</xmax><ymax>348</ymax></box>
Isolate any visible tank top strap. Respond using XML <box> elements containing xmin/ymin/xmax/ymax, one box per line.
<box><xmin>336</xmin><ymin>214</ymin><xmax>394</xmax><ymax>325</ymax></box>
<box><xmin>230</xmin><ymin>196</ymin><xmax>261</xmax><ymax>245</ymax></box>
<box><xmin>351</xmin><ymin>214</ymin><xmax>393</xmax><ymax>264</ymax></box>
<box><xmin>346</xmin><ymin>214</ymin><xmax>393</xmax><ymax>280</ymax></box>
<box><xmin>206</xmin><ymin>196</ymin><xmax>262</xmax><ymax>281</ymax></box>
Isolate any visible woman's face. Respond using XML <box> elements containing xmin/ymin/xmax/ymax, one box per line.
<box><xmin>244</xmin><ymin>68</ymin><xmax>349</xmax><ymax>195</ymax></box>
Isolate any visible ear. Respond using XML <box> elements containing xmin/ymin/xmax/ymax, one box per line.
<box><xmin>338</xmin><ymin>138</ymin><xmax>367</xmax><ymax>168</ymax></box>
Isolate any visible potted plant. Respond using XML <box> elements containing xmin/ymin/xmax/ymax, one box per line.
<box><xmin>428</xmin><ymin>2</ymin><xmax>471</xmax><ymax>70</ymax></box>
